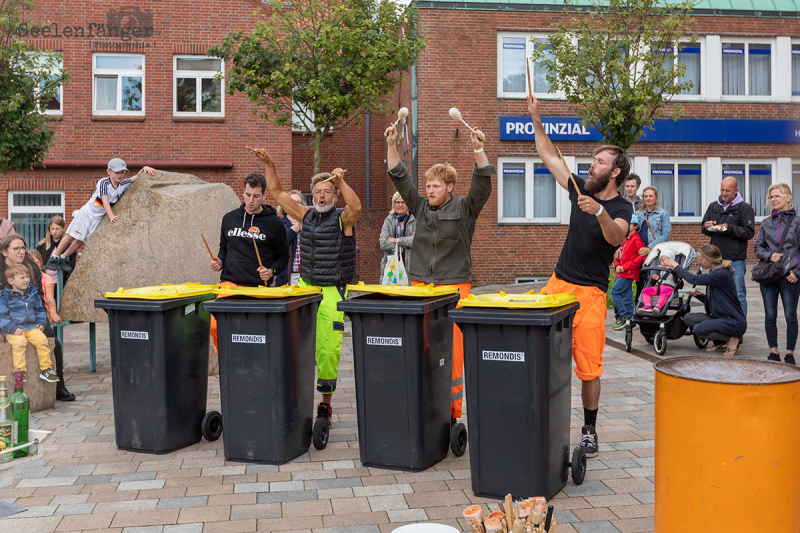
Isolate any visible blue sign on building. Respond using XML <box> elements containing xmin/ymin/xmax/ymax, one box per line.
<box><xmin>499</xmin><ymin>117</ymin><xmax>800</xmax><ymax>143</ymax></box>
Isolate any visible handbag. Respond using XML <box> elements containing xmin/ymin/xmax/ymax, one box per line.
<box><xmin>381</xmin><ymin>243</ymin><xmax>408</xmax><ymax>286</ymax></box>
<box><xmin>752</xmin><ymin>215</ymin><xmax>795</xmax><ymax>284</ymax></box>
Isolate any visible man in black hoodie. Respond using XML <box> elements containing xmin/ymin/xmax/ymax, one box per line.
<box><xmin>210</xmin><ymin>173</ymin><xmax>289</xmax><ymax>345</ymax></box>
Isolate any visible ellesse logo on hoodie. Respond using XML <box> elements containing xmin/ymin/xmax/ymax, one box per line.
<box><xmin>227</xmin><ymin>227</ymin><xmax>267</xmax><ymax>240</ymax></box>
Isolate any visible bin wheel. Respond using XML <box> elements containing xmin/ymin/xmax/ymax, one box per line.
<box><xmin>624</xmin><ymin>329</ymin><xmax>633</xmax><ymax>352</ymax></box>
<box><xmin>571</xmin><ymin>446</ymin><xmax>587</xmax><ymax>485</ymax></box>
<box><xmin>693</xmin><ymin>334</ymin><xmax>709</xmax><ymax>349</ymax></box>
<box><xmin>313</xmin><ymin>418</ymin><xmax>330</xmax><ymax>450</ymax></box>
<box><xmin>201</xmin><ymin>411</ymin><xmax>223</xmax><ymax>442</ymax></box>
<box><xmin>450</xmin><ymin>422</ymin><xmax>467</xmax><ymax>457</ymax></box>
<box><xmin>654</xmin><ymin>331</ymin><xmax>667</xmax><ymax>356</ymax></box>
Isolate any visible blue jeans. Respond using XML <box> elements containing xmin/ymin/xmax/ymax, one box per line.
<box><xmin>610</xmin><ymin>277</ymin><xmax>635</xmax><ymax>319</ymax></box>
<box><xmin>731</xmin><ymin>259</ymin><xmax>747</xmax><ymax>317</ymax></box>
<box><xmin>760</xmin><ymin>276</ymin><xmax>800</xmax><ymax>351</ymax></box>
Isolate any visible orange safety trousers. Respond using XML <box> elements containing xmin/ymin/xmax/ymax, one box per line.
<box><xmin>210</xmin><ymin>281</ymin><xmax>243</xmax><ymax>352</ymax></box>
<box><xmin>412</xmin><ymin>280</ymin><xmax>471</xmax><ymax>419</ymax></box>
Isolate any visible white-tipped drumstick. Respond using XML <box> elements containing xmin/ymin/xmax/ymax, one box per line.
<box><xmin>385</xmin><ymin>107</ymin><xmax>409</xmax><ymax>137</ymax></box>
<box><xmin>449</xmin><ymin>107</ymin><xmax>488</xmax><ymax>143</ymax></box>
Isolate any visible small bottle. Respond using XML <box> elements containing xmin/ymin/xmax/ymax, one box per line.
<box><xmin>10</xmin><ymin>371</ymin><xmax>29</xmax><ymax>458</ymax></box>
<box><xmin>0</xmin><ymin>376</ymin><xmax>12</xmax><ymax>463</ymax></box>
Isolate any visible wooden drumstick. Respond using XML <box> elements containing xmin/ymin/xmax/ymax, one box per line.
<box><xmin>505</xmin><ymin>494</ymin><xmax>514</xmax><ymax>532</ymax></box>
<box><xmin>526</xmin><ymin>58</ymin><xmax>533</xmax><ymax>97</ymax></box>
<box><xmin>201</xmin><ymin>233</ymin><xmax>217</xmax><ymax>261</ymax></box>
<box><xmin>556</xmin><ymin>146</ymin><xmax>580</xmax><ymax>193</ymax></box>
<box><xmin>321</xmin><ymin>169</ymin><xmax>347</xmax><ymax>183</ymax></box>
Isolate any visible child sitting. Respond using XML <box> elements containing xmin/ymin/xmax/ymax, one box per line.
<box><xmin>640</xmin><ymin>249</ymin><xmax>678</xmax><ymax>314</ymax></box>
<box><xmin>0</xmin><ymin>264</ymin><xmax>59</xmax><ymax>382</ymax></box>
<box><xmin>611</xmin><ymin>214</ymin><xmax>646</xmax><ymax>330</ymax></box>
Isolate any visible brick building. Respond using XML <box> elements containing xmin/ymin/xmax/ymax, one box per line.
<box><xmin>6</xmin><ymin>0</ymin><xmax>800</xmax><ymax>286</ymax></box>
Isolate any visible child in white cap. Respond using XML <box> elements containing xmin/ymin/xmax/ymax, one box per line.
<box><xmin>46</xmin><ymin>159</ymin><xmax>155</xmax><ymax>271</ymax></box>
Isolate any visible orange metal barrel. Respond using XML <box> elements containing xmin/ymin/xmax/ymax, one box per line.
<box><xmin>655</xmin><ymin>357</ymin><xmax>800</xmax><ymax>531</ymax></box>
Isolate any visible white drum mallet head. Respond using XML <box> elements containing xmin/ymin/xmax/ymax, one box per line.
<box><xmin>449</xmin><ymin>108</ymin><xmax>487</xmax><ymax>143</ymax></box>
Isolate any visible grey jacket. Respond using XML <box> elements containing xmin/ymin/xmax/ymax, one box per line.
<box><xmin>388</xmin><ymin>161</ymin><xmax>495</xmax><ymax>284</ymax></box>
<box><xmin>754</xmin><ymin>208</ymin><xmax>800</xmax><ymax>278</ymax></box>
<box><xmin>379</xmin><ymin>213</ymin><xmax>416</xmax><ymax>279</ymax></box>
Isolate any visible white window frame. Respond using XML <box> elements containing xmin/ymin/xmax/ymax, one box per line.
<box><xmin>648</xmin><ymin>159</ymin><xmax>706</xmax><ymax>223</ymax></box>
<box><xmin>719</xmin><ymin>37</ymin><xmax>776</xmax><ymax>101</ymax></box>
<box><xmin>791</xmin><ymin>159</ymin><xmax>800</xmax><ymax>195</ymax></box>
<box><xmin>92</xmin><ymin>53</ymin><xmax>145</xmax><ymax>115</ymax></box>
<box><xmin>792</xmin><ymin>39</ymin><xmax>800</xmax><ymax>102</ymax></box>
<box><xmin>7</xmin><ymin>191</ymin><xmax>66</xmax><ymax>246</ymax></box>
<box><xmin>292</xmin><ymin>101</ymin><xmax>315</xmax><ymax>132</ymax></box>
<box><xmin>497</xmin><ymin>157</ymin><xmax>561</xmax><ymax>224</ymax></box>
<box><xmin>667</xmin><ymin>38</ymin><xmax>705</xmax><ymax>101</ymax></box>
<box><xmin>173</xmin><ymin>55</ymin><xmax>224</xmax><ymax>117</ymax></box>
<box><xmin>720</xmin><ymin>159</ymin><xmax>776</xmax><ymax>221</ymax></box>
<box><xmin>497</xmin><ymin>32</ymin><xmax>565</xmax><ymax>100</ymax></box>
<box><xmin>28</xmin><ymin>52</ymin><xmax>63</xmax><ymax>115</ymax></box>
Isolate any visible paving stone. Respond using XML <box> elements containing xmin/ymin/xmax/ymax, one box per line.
<box><xmin>561</xmin><ymin>480</ymin><xmax>615</xmax><ymax>498</ymax></box>
<box><xmin>10</xmin><ymin>504</ymin><xmax>59</xmax><ymax>518</ymax></box>
<box><xmin>353</xmin><ymin>484</ymin><xmax>413</xmax><ymax>497</ymax></box>
<box><xmin>243</xmin><ymin>465</ymin><xmax>278</xmax><ymax>474</ymax></box>
<box><xmin>631</xmin><ymin>492</ymin><xmax>655</xmax><ymax>505</ymax></box>
<box><xmin>163</xmin><ymin>524</ymin><xmax>204</xmax><ymax>533</ymax></box>
<box><xmin>368</xmin><ymin>494</ymin><xmax>409</xmax><ymax>512</ymax></box>
<box><xmin>54</xmin><ymin>502</ymin><xmax>96</xmax><ymax>515</ymax></box>
<box><xmin>230</xmin><ymin>503</ymin><xmax>282</xmax><ymax>520</ymax></box>
<box><xmin>326</xmin><ymin>527</ymin><xmax>381</xmax><ymax>533</ymax></box>
<box><xmin>76</xmin><ymin>474</ymin><xmax>113</xmax><ymax>485</ymax></box>
<box><xmin>304</xmin><ymin>477</ymin><xmax>363</xmax><ymax>490</ymax></box>
<box><xmin>554</xmin><ymin>510</ymin><xmax>581</xmax><ymax>523</ymax></box>
<box><xmin>281</xmin><ymin>499</ymin><xmax>333</xmax><ymax>517</ymax></box>
<box><xmin>112</xmin><ymin>472</ymin><xmax>158</xmax><ymax>482</ymax></box>
<box><xmin>232</xmin><ymin>483</ymin><xmax>271</xmax><ymax>494</ymax></box>
<box><xmin>54</xmin><ymin>511</ymin><xmax>115</xmax><ymax>531</ymax></box>
<box><xmin>177</xmin><ymin>505</ymin><xmax>231</xmax><ymax>523</ymax></box>
<box><xmin>268</xmin><ymin>480</ymin><xmax>305</xmax><ymax>492</ymax></box>
<box><xmin>387</xmin><ymin>508</ymin><xmax>428</xmax><ymax>523</ymax></box>
<box><xmin>117</xmin><ymin>480</ymin><xmax>167</xmax><ymax>492</ymax></box>
<box><xmin>48</xmin><ymin>465</ymin><xmax>96</xmax><ymax>477</ymax></box>
<box><xmin>256</xmin><ymin>490</ymin><xmax>318</xmax><ymax>504</ymax></box>
<box><xmin>573</xmin><ymin>520</ymin><xmax>622</xmax><ymax>533</ymax></box>
<box><xmin>121</xmin><ymin>527</ymin><xmax>164</xmax><ymax>533</ymax></box>
<box><xmin>157</xmin><ymin>496</ymin><xmax>209</xmax><ymax>509</ymax></box>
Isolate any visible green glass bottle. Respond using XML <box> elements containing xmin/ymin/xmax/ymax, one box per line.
<box><xmin>0</xmin><ymin>376</ymin><xmax>11</xmax><ymax>463</ymax></box>
<box><xmin>10</xmin><ymin>370</ymin><xmax>29</xmax><ymax>458</ymax></box>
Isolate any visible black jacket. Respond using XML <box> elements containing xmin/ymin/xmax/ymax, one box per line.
<box><xmin>299</xmin><ymin>207</ymin><xmax>356</xmax><ymax>286</ymax></box>
<box><xmin>275</xmin><ymin>216</ymin><xmax>299</xmax><ymax>286</ymax></box>
<box><xmin>218</xmin><ymin>204</ymin><xmax>289</xmax><ymax>287</ymax></box>
<box><xmin>675</xmin><ymin>265</ymin><xmax>747</xmax><ymax>338</ymax></box>
<box><xmin>700</xmin><ymin>199</ymin><xmax>755</xmax><ymax>261</ymax></box>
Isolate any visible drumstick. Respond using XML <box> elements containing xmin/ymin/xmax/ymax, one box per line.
<box><xmin>252</xmin><ymin>237</ymin><xmax>267</xmax><ymax>285</ymax></box>
<box><xmin>246</xmin><ymin>146</ymin><xmax>259</xmax><ymax>154</ymax></box>
<box><xmin>556</xmin><ymin>146</ymin><xmax>580</xmax><ymax>193</ymax></box>
<box><xmin>526</xmin><ymin>58</ymin><xmax>533</xmax><ymax>97</ymax></box>
<box><xmin>201</xmin><ymin>233</ymin><xmax>217</xmax><ymax>261</ymax></box>
<box><xmin>320</xmin><ymin>169</ymin><xmax>347</xmax><ymax>183</ymax></box>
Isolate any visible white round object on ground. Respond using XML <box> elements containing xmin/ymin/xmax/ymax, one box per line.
<box><xmin>393</xmin><ymin>525</ymin><xmax>461</xmax><ymax>533</ymax></box>
<box><xmin>449</xmin><ymin>107</ymin><xmax>461</xmax><ymax>119</ymax></box>
<box><xmin>398</xmin><ymin>107</ymin><xmax>409</xmax><ymax>119</ymax></box>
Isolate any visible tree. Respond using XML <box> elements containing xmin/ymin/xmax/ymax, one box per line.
<box><xmin>531</xmin><ymin>0</ymin><xmax>696</xmax><ymax>150</ymax></box>
<box><xmin>0</xmin><ymin>0</ymin><xmax>70</xmax><ymax>173</ymax></box>
<box><xmin>209</xmin><ymin>0</ymin><xmax>424</xmax><ymax>174</ymax></box>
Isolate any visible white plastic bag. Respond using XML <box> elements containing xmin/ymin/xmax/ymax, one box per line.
<box><xmin>381</xmin><ymin>244</ymin><xmax>408</xmax><ymax>286</ymax></box>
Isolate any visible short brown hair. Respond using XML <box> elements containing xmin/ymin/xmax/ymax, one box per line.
<box><xmin>625</xmin><ymin>173</ymin><xmax>641</xmax><ymax>188</ymax></box>
<box><xmin>311</xmin><ymin>173</ymin><xmax>339</xmax><ymax>196</ymax></box>
<box><xmin>243</xmin><ymin>173</ymin><xmax>267</xmax><ymax>194</ymax></box>
<box><xmin>425</xmin><ymin>163</ymin><xmax>457</xmax><ymax>187</ymax></box>
<box><xmin>593</xmin><ymin>145</ymin><xmax>630</xmax><ymax>187</ymax></box>
<box><xmin>27</xmin><ymin>250</ymin><xmax>42</xmax><ymax>264</ymax></box>
<box><xmin>6</xmin><ymin>264</ymin><xmax>29</xmax><ymax>281</ymax></box>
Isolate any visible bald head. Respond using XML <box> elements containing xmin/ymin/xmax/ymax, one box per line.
<box><xmin>720</xmin><ymin>177</ymin><xmax>738</xmax><ymax>205</ymax></box>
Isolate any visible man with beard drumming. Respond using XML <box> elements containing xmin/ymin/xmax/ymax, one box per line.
<box><xmin>249</xmin><ymin>149</ymin><xmax>361</xmax><ymax>431</ymax></box>
<box><xmin>527</xmin><ymin>95</ymin><xmax>632</xmax><ymax>459</ymax></box>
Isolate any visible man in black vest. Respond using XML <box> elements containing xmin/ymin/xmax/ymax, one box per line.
<box><xmin>250</xmin><ymin>149</ymin><xmax>361</xmax><ymax>430</ymax></box>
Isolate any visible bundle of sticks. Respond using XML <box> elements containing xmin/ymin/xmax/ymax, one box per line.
<box><xmin>463</xmin><ymin>495</ymin><xmax>557</xmax><ymax>533</ymax></box>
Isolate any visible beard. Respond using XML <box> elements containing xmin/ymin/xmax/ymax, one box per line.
<box><xmin>584</xmin><ymin>169</ymin><xmax>612</xmax><ymax>195</ymax></box>
<box><xmin>314</xmin><ymin>202</ymin><xmax>335</xmax><ymax>214</ymax></box>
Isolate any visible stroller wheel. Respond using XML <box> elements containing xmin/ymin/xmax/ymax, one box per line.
<box><xmin>625</xmin><ymin>329</ymin><xmax>633</xmax><ymax>352</ymax></box>
<box><xmin>654</xmin><ymin>331</ymin><xmax>667</xmax><ymax>355</ymax></box>
<box><xmin>693</xmin><ymin>334</ymin><xmax>709</xmax><ymax>349</ymax></box>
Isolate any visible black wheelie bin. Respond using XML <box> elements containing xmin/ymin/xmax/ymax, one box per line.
<box><xmin>203</xmin><ymin>285</ymin><xmax>322</xmax><ymax>464</ymax></box>
<box><xmin>449</xmin><ymin>291</ymin><xmax>583</xmax><ymax>500</ymax></box>
<box><xmin>338</xmin><ymin>282</ymin><xmax>462</xmax><ymax>471</ymax></box>
<box><xmin>95</xmin><ymin>283</ymin><xmax>218</xmax><ymax>454</ymax></box>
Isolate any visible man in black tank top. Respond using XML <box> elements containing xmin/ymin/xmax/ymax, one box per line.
<box><xmin>250</xmin><ymin>149</ymin><xmax>362</xmax><ymax>432</ymax></box>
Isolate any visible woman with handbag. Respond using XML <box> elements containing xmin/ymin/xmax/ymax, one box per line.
<box><xmin>379</xmin><ymin>192</ymin><xmax>415</xmax><ymax>285</ymax></box>
<box><xmin>754</xmin><ymin>183</ymin><xmax>800</xmax><ymax>365</ymax></box>
<box><xmin>633</xmin><ymin>186</ymin><xmax>672</xmax><ymax>303</ymax></box>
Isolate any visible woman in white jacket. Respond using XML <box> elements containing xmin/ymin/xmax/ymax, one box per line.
<box><xmin>379</xmin><ymin>191</ymin><xmax>416</xmax><ymax>282</ymax></box>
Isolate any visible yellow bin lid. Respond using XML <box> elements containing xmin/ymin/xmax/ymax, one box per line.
<box><xmin>460</xmin><ymin>291</ymin><xmax>577</xmax><ymax>309</ymax></box>
<box><xmin>346</xmin><ymin>282</ymin><xmax>459</xmax><ymax>298</ymax></box>
<box><xmin>212</xmin><ymin>285</ymin><xmax>322</xmax><ymax>298</ymax></box>
<box><xmin>105</xmin><ymin>283</ymin><xmax>218</xmax><ymax>300</ymax></box>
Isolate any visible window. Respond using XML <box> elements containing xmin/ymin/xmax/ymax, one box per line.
<box><xmin>721</xmin><ymin>41</ymin><xmax>772</xmax><ymax>97</ymax></box>
<box><xmin>650</xmin><ymin>162</ymin><xmax>703</xmax><ymax>219</ymax></box>
<box><xmin>93</xmin><ymin>54</ymin><xmax>144</xmax><ymax>114</ymax></box>
<box><xmin>792</xmin><ymin>163</ymin><xmax>800</xmax><ymax>196</ymax></box>
<box><xmin>498</xmin><ymin>159</ymin><xmax>558</xmax><ymax>222</ymax></box>
<box><xmin>792</xmin><ymin>43</ymin><xmax>800</xmax><ymax>97</ymax></box>
<box><xmin>29</xmin><ymin>52</ymin><xmax>63</xmax><ymax>114</ymax></box>
<box><xmin>8</xmin><ymin>192</ymin><xmax>65</xmax><ymax>247</ymax></box>
<box><xmin>498</xmin><ymin>33</ymin><xmax>561</xmax><ymax>99</ymax></box>
<box><xmin>174</xmin><ymin>56</ymin><xmax>223</xmax><ymax>116</ymax></box>
<box><xmin>662</xmin><ymin>41</ymin><xmax>702</xmax><ymax>98</ymax></box>
<box><xmin>722</xmin><ymin>162</ymin><xmax>773</xmax><ymax>217</ymax></box>
<box><xmin>292</xmin><ymin>101</ymin><xmax>315</xmax><ymax>132</ymax></box>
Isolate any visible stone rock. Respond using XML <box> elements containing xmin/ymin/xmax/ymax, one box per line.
<box><xmin>0</xmin><ymin>339</ymin><xmax>56</xmax><ymax>413</ymax></box>
<box><xmin>60</xmin><ymin>171</ymin><xmax>240</xmax><ymax>324</ymax></box>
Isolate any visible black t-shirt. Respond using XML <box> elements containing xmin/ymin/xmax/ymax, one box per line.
<box><xmin>554</xmin><ymin>175</ymin><xmax>633</xmax><ymax>292</ymax></box>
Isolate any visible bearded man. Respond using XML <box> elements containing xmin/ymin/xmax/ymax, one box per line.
<box><xmin>249</xmin><ymin>149</ymin><xmax>361</xmax><ymax>434</ymax></box>
<box><xmin>527</xmin><ymin>95</ymin><xmax>633</xmax><ymax>460</ymax></box>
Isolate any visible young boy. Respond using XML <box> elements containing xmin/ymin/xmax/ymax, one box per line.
<box><xmin>611</xmin><ymin>214</ymin><xmax>646</xmax><ymax>330</ymax></box>
<box><xmin>46</xmin><ymin>158</ymin><xmax>156</xmax><ymax>272</ymax></box>
<box><xmin>0</xmin><ymin>265</ymin><xmax>59</xmax><ymax>382</ymax></box>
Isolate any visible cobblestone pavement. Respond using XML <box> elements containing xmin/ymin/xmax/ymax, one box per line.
<box><xmin>0</xmin><ymin>279</ymin><xmax>778</xmax><ymax>532</ymax></box>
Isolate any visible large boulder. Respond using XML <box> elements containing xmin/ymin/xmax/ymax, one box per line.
<box><xmin>60</xmin><ymin>171</ymin><xmax>240</xmax><ymax>324</ymax></box>
<box><xmin>0</xmin><ymin>340</ymin><xmax>56</xmax><ymax>413</ymax></box>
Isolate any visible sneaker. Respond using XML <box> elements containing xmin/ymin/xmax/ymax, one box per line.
<box><xmin>768</xmin><ymin>352</ymin><xmax>781</xmax><ymax>362</ymax></box>
<box><xmin>579</xmin><ymin>424</ymin><xmax>599</xmax><ymax>458</ymax></box>
<box><xmin>612</xmin><ymin>319</ymin><xmax>626</xmax><ymax>331</ymax></box>
<box><xmin>653</xmin><ymin>306</ymin><xmax>662</xmax><ymax>314</ymax></box>
<box><xmin>60</xmin><ymin>257</ymin><xmax>72</xmax><ymax>273</ymax></box>
<box><xmin>785</xmin><ymin>354</ymin><xmax>797</xmax><ymax>366</ymax></box>
<box><xmin>639</xmin><ymin>307</ymin><xmax>652</xmax><ymax>314</ymax></box>
<box><xmin>46</xmin><ymin>255</ymin><xmax>60</xmax><ymax>270</ymax></box>
<box><xmin>39</xmin><ymin>367</ymin><xmax>59</xmax><ymax>383</ymax></box>
<box><xmin>316</xmin><ymin>402</ymin><xmax>332</xmax><ymax>425</ymax></box>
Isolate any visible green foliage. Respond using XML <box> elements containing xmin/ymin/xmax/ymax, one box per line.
<box><xmin>0</xmin><ymin>0</ymin><xmax>70</xmax><ymax>173</ymax></box>
<box><xmin>531</xmin><ymin>0</ymin><xmax>697</xmax><ymax>150</ymax></box>
<box><xmin>209</xmin><ymin>0</ymin><xmax>425</xmax><ymax>173</ymax></box>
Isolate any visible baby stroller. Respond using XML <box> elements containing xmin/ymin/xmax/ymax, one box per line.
<box><xmin>624</xmin><ymin>242</ymin><xmax>707</xmax><ymax>355</ymax></box>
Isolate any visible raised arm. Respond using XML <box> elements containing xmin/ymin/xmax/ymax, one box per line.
<box><xmin>250</xmin><ymin>149</ymin><xmax>309</xmax><ymax>222</ymax></box>
<box><xmin>464</xmin><ymin>128</ymin><xmax>495</xmax><ymax>219</ymax></box>
<box><xmin>527</xmin><ymin>95</ymin><xmax>571</xmax><ymax>191</ymax></box>
<box><xmin>385</xmin><ymin>126</ymin><xmax>422</xmax><ymax>215</ymax></box>
<box><xmin>330</xmin><ymin>168</ymin><xmax>361</xmax><ymax>230</ymax></box>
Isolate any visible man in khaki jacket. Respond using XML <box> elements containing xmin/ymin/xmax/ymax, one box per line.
<box><xmin>384</xmin><ymin>124</ymin><xmax>495</xmax><ymax>421</ymax></box>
